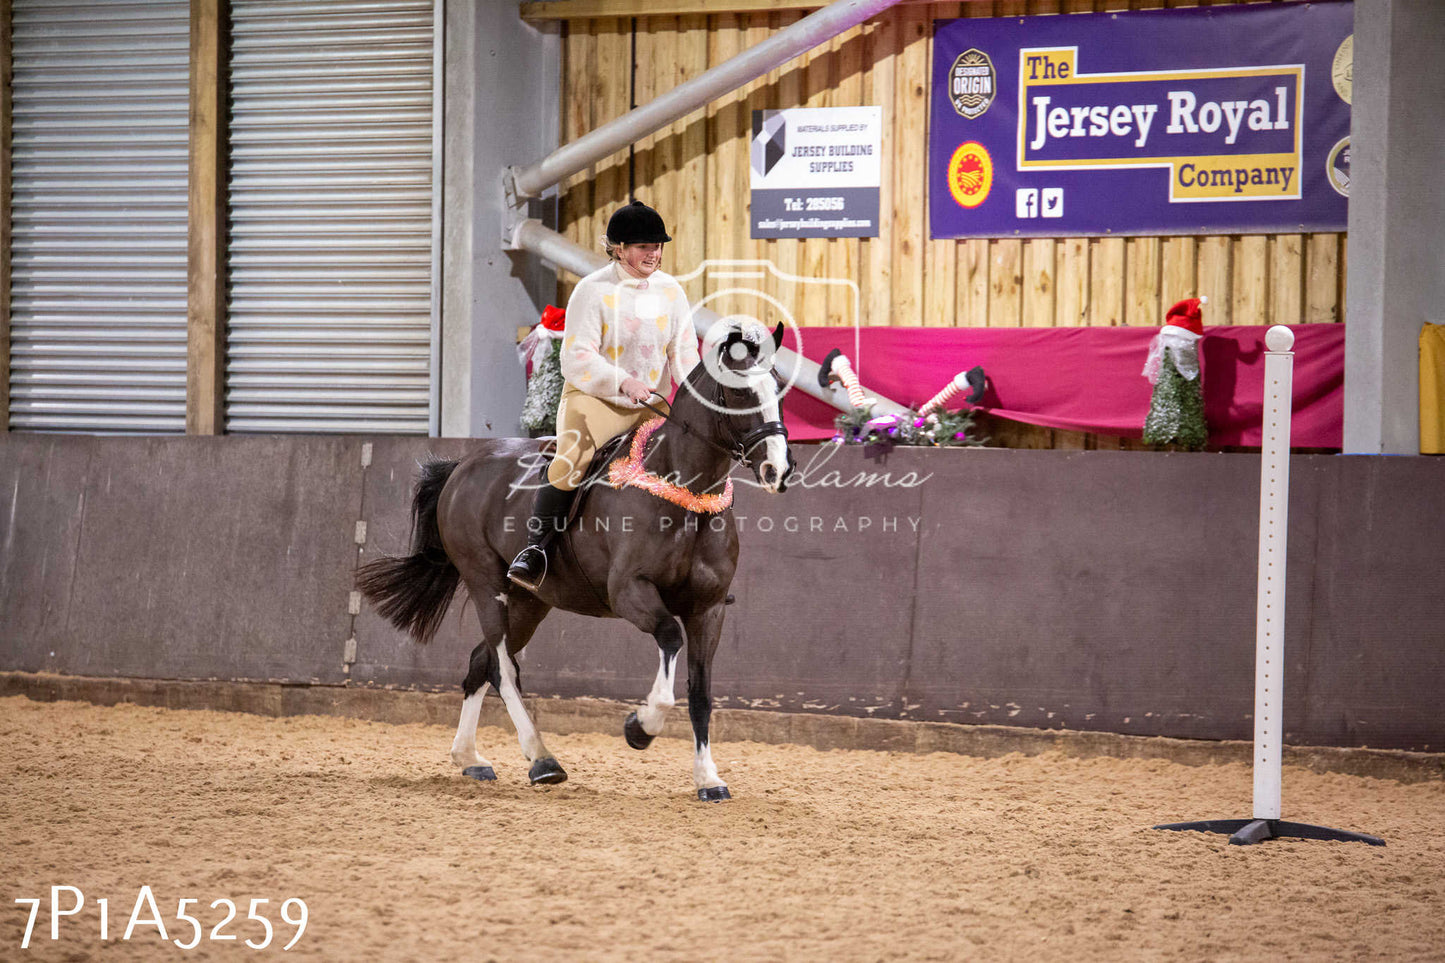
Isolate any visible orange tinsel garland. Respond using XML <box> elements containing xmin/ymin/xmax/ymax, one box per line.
<box><xmin>608</xmin><ymin>417</ymin><xmax>734</xmax><ymax>513</ymax></box>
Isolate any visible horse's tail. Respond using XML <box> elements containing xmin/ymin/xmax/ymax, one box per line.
<box><xmin>355</xmin><ymin>457</ymin><xmax>461</xmax><ymax>645</ymax></box>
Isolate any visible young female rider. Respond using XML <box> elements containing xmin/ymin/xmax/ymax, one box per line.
<box><xmin>507</xmin><ymin>200</ymin><xmax>701</xmax><ymax>591</ymax></box>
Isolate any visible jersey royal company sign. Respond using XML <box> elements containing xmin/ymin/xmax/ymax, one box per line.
<box><xmin>929</xmin><ymin>2</ymin><xmax>1353</xmax><ymax>238</ymax></box>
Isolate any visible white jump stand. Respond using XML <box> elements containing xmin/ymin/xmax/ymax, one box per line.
<box><xmin>1154</xmin><ymin>326</ymin><xmax>1384</xmax><ymax>847</ymax></box>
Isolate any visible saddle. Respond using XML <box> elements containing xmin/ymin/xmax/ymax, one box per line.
<box><xmin>534</xmin><ymin>427</ymin><xmax>640</xmax><ymax>530</ymax></box>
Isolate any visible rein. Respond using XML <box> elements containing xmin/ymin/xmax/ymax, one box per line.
<box><xmin>633</xmin><ymin>394</ymin><xmax>742</xmax><ymax>464</ymax></box>
<box><xmin>633</xmin><ymin>385</ymin><xmax>788</xmax><ymax>471</ymax></box>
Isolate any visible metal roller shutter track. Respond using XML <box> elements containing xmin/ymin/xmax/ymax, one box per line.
<box><xmin>225</xmin><ymin>0</ymin><xmax>436</xmax><ymax>434</ymax></box>
<box><xmin>7</xmin><ymin>0</ymin><xmax>190</xmax><ymax>433</ymax></box>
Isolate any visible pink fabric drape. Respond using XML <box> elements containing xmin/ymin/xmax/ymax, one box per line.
<box><xmin>779</xmin><ymin>325</ymin><xmax>1344</xmax><ymax>448</ymax></box>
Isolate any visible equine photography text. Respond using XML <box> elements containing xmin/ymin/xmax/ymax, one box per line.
<box><xmin>503</xmin><ymin>514</ymin><xmax>922</xmax><ymax>535</ymax></box>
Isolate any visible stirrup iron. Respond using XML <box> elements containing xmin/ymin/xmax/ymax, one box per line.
<box><xmin>507</xmin><ymin>545</ymin><xmax>548</xmax><ymax>592</ymax></box>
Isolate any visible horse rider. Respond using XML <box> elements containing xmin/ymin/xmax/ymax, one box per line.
<box><xmin>507</xmin><ymin>200</ymin><xmax>702</xmax><ymax>591</ymax></box>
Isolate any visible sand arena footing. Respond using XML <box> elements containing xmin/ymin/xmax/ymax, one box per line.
<box><xmin>4</xmin><ymin>671</ymin><xmax>1440</xmax><ymax>785</ymax></box>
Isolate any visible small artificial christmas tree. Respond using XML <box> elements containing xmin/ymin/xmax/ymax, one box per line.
<box><xmin>519</xmin><ymin>305</ymin><xmax>567</xmax><ymax>436</ymax></box>
<box><xmin>1142</xmin><ymin>297</ymin><xmax>1208</xmax><ymax>450</ymax></box>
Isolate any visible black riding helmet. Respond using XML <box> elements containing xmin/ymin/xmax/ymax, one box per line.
<box><xmin>606</xmin><ymin>199</ymin><xmax>671</xmax><ymax>244</ymax></box>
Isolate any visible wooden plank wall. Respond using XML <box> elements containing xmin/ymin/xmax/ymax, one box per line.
<box><xmin>555</xmin><ymin>0</ymin><xmax>1347</xmax><ymax>449</ymax></box>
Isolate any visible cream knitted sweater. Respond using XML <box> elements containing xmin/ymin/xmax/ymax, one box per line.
<box><xmin>560</xmin><ymin>262</ymin><xmax>701</xmax><ymax>407</ymax></box>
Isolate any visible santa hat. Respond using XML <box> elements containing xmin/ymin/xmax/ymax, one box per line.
<box><xmin>1164</xmin><ymin>296</ymin><xmax>1207</xmax><ymax>336</ymax></box>
<box><xmin>539</xmin><ymin>304</ymin><xmax>566</xmax><ymax>333</ymax></box>
<box><xmin>518</xmin><ymin>305</ymin><xmax>566</xmax><ymax>369</ymax></box>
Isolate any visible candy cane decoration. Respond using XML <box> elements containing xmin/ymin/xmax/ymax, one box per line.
<box><xmin>830</xmin><ymin>355</ymin><xmax>871</xmax><ymax>408</ymax></box>
<box><xmin>920</xmin><ymin>371</ymin><xmax>970</xmax><ymax>414</ymax></box>
<box><xmin>920</xmin><ymin>366</ymin><xmax>986</xmax><ymax>414</ymax></box>
<box><xmin>815</xmin><ymin>350</ymin><xmax>875</xmax><ymax>410</ymax></box>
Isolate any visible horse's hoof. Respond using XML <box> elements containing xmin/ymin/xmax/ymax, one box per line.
<box><xmin>697</xmin><ymin>786</ymin><xmax>732</xmax><ymax>803</ymax></box>
<box><xmin>623</xmin><ymin>712</ymin><xmax>655</xmax><ymax>750</ymax></box>
<box><xmin>462</xmin><ymin>765</ymin><xmax>497</xmax><ymax>782</ymax></box>
<box><xmin>528</xmin><ymin>757</ymin><xmax>568</xmax><ymax>785</ymax></box>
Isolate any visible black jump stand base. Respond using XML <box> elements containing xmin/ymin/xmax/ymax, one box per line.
<box><xmin>1154</xmin><ymin>818</ymin><xmax>1385</xmax><ymax>847</ymax></box>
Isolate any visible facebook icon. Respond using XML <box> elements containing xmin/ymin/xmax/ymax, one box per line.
<box><xmin>1015</xmin><ymin>188</ymin><xmax>1039</xmax><ymax>219</ymax></box>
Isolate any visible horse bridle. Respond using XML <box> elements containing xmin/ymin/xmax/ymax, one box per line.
<box><xmin>633</xmin><ymin>377</ymin><xmax>788</xmax><ymax>474</ymax></box>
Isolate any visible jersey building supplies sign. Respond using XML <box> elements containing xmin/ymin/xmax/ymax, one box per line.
<box><xmin>929</xmin><ymin>3</ymin><xmax>1352</xmax><ymax>239</ymax></box>
<box><xmin>751</xmin><ymin>106</ymin><xmax>882</xmax><ymax>239</ymax></box>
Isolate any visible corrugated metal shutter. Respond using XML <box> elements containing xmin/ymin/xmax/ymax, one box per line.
<box><xmin>225</xmin><ymin>0</ymin><xmax>437</xmax><ymax>434</ymax></box>
<box><xmin>7</xmin><ymin>0</ymin><xmax>190</xmax><ymax>432</ymax></box>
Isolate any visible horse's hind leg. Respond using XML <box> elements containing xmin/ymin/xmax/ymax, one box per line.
<box><xmin>452</xmin><ymin>642</ymin><xmax>499</xmax><ymax>780</ymax></box>
<box><xmin>453</xmin><ymin>589</ymin><xmax>562</xmax><ymax>784</ymax></box>
<box><xmin>494</xmin><ymin>593</ymin><xmax>567</xmax><ymax>784</ymax></box>
<box><xmin>611</xmin><ymin>579</ymin><xmax>684</xmax><ymax>750</ymax></box>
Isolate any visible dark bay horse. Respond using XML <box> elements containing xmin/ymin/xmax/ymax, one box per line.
<box><xmin>357</xmin><ymin>321</ymin><xmax>793</xmax><ymax>801</ymax></box>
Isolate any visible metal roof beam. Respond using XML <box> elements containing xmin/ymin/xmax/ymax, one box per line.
<box><xmin>505</xmin><ymin>0</ymin><xmax>903</xmax><ymax>204</ymax></box>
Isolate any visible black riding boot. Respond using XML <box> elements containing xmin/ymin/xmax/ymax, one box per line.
<box><xmin>507</xmin><ymin>483</ymin><xmax>576</xmax><ymax>591</ymax></box>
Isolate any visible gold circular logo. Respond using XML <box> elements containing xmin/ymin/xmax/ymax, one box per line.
<box><xmin>947</xmin><ymin>141</ymin><xmax>993</xmax><ymax>209</ymax></box>
<box><xmin>949</xmin><ymin>48</ymin><xmax>996</xmax><ymax>120</ymax></box>
<box><xmin>1332</xmin><ymin>35</ymin><xmax>1352</xmax><ymax>105</ymax></box>
<box><xmin>1326</xmin><ymin>136</ymin><xmax>1350</xmax><ymax>197</ymax></box>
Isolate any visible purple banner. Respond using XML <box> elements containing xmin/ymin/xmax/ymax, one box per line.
<box><xmin>929</xmin><ymin>3</ymin><xmax>1353</xmax><ymax>238</ymax></box>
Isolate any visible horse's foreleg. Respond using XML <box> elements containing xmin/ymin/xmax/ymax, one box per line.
<box><xmin>683</xmin><ymin>603</ymin><xmax>729</xmax><ymax>802</ymax></box>
<box><xmin>612</xmin><ymin>580</ymin><xmax>684</xmax><ymax>750</ymax></box>
<box><xmin>626</xmin><ymin>620</ymin><xmax>684</xmax><ymax>748</ymax></box>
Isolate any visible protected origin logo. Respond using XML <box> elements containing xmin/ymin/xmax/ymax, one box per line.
<box><xmin>947</xmin><ymin>141</ymin><xmax>993</xmax><ymax>208</ymax></box>
<box><xmin>1326</xmin><ymin>136</ymin><xmax>1350</xmax><ymax>197</ymax></box>
<box><xmin>949</xmin><ymin>48</ymin><xmax>995</xmax><ymax>119</ymax></box>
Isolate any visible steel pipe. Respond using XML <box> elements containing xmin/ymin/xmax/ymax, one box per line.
<box><xmin>510</xmin><ymin>0</ymin><xmax>904</xmax><ymax>199</ymax></box>
<box><xmin>510</xmin><ymin>219</ymin><xmax>908</xmax><ymax>417</ymax></box>
<box><xmin>513</xmin><ymin>218</ymin><xmax>608</xmax><ymax>278</ymax></box>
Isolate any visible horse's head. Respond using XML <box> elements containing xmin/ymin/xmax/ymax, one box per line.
<box><xmin>696</xmin><ymin>319</ymin><xmax>795</xmax><ymax>494</ymax></box>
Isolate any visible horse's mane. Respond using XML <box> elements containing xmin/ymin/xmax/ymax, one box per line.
<box><xmin>681</xmin><ymin>358</ymin><xmax>716</xmax><ymax>394</ymax></box>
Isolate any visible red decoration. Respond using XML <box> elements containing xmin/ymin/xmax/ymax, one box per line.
<box><xmin>540</xmin><ymin>304</ymin><xmax>567</xmax><ymax>332</ymax></box>
<box><xmin>1164</xmin><ymin>297</ymin><xmax>1206</xmax><ymax>336</ymax></box>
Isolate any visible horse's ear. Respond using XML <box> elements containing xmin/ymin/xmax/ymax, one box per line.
<box><xmin>771</xmin><ymin>322</ymin><xmax>785</xmax><ymax>351</ymax></box>
<box><xmin>717</xmin><ymin>328</ymin><xmax>748</xmax><ymax>371</ymax></box>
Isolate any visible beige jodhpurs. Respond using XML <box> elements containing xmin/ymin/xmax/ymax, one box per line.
<box><xmin>546</xmin><ymin>383</ymin><xmax>667</xmax><ymax>490</ymax></box>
